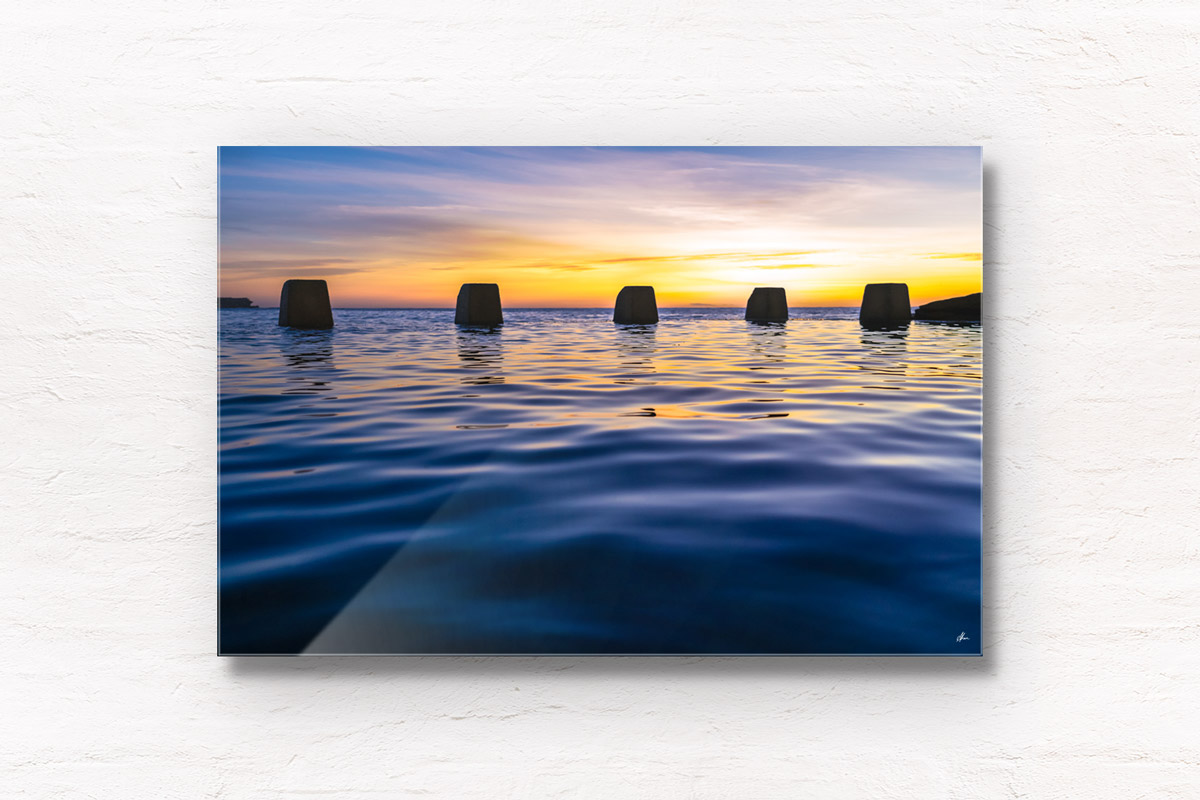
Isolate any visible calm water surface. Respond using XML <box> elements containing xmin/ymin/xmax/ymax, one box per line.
<box><xmin>220</xmin><ymin>308</ymin><xmax>981</xmax><ymax>654</ymax></box>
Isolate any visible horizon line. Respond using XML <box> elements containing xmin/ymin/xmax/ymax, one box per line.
<box><xmin>231</xmin><ymin>305</ymin><xmax>864</xmax><ymax>310</ymax></box>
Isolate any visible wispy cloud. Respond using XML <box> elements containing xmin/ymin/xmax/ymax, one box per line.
<box><xmin>923</xmin><ymin>252</ymin><xmax>982</xmax><ymax>260</ymax></box>
<box><xmin>219</xmin><ymin>257</ymin><xmax>365</xmax><ymax>277</ymax></box>
<box><xmin>592</xmin><ymin>250</ymin><xmax>830</xmax><ymax>265</ymax></box>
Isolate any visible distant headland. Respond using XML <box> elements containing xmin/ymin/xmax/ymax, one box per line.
<box><xmin>219</xmin><ymin>297</ymin><xmax>258</xmax><ymax>309</ymax></box>
<box><xmin>912</xmin><ymin>292</ymin><xmax>981</xmax><ymax>321</ymax></box>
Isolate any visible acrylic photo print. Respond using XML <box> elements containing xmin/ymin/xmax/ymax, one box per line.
<box><xmin>219</xmin><ymin>146</ymin><xmax>982</xmax><ymax>655</ymax></box>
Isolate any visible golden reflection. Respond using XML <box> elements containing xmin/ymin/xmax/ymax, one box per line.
<box><xmin>279</xmin><ymin>330</ymin><xmax>335</xmax><ymax>395</ymax></box>
<box><xmin>613</xmin><ymin>326</ymin><xmax>657</xmax><ymax>384</ymax></box>
<box><xmin>573</xmin><ymin>405</ymin><xmax>791</xmax><ymax>422</ymax></box>
<box><xmin>456</xmin><ymin>328</ymin><xmax>505</xmax><ymax>386</ymax></box>
<box><xmin>746</xmin><ymin>321</ymin><xmax>787</xmax><ymax>370</ymax></box>
<box><xmin>855</xmin><ymin>328</ymin><xmax>910</xmax><ymax>382</ymax></box>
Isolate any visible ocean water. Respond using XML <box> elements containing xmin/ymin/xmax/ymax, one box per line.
<box><xmin>219</xmin><ymin>308</ymin><xmax>981</xmax><ymax>655</ymax></box>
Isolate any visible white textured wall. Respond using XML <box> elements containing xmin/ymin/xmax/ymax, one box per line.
<box><xmin>3</xmin><ymin>1</ymin><xmax>1198</xmax><ymax>797</ymax></box>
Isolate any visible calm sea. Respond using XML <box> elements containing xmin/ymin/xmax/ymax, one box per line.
<box><xmin>219</xmin><ymin>308</ymin><xmax>981</xmax><ymax>654</ymax></box>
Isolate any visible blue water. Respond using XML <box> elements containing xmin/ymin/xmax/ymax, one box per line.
<box><xmin>220</xmin><ymin>308</ymin><xmax>981</xmax><ymax>655</ymax></box>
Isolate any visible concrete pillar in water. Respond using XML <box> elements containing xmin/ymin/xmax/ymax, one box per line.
<box><xmin>454</xmin><ymin>283</ymin><xmax>503</xmax><ymax>326</ymax></box>
<box><xmin>613</xmin><ymin>286</ymin><xmax>658</xmax><ymax>324</ymax></box>
<box><xmin>859</xmin><ymin>283</ymin><xmax>911</xmax><ymax>329</ymax></box>
<box><xmin>745</xmin><ymin>287</ymin><xmax>788</xmax><ymax>322</ymax></box>
<box><xmin>278</xmin><ymin>279</ymin><xmax>334</xmax><ymax>329</ymax></box>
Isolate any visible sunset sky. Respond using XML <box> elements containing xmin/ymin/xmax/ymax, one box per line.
<box><xmin>219</xmin><ymin>146</ymin><xmax>981</xmax><ymax>308</ymax></box>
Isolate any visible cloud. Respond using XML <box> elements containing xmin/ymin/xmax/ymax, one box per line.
<box><xmin>923</xmin><ymin>252</ymin><xmax>982</xmax><ymax>260</ymax></box>
<box><xmin>218</xmin><ymin>147</ymin><xmax>981</xmax><ymax>305</ymax></box>
<box><xmin>752</xmin><ymin>263</ymin><xmax>827</xmax><ymax>270</ymax></box>
<box><xmin>593</xmin><ymin>250</ymin><xmax>830</xmax><ymax>265</ymax></box>
<box><xmin>431</xmin><ymin>262</ymin><xmax>596</xmax><ymax>272</ymax></box>
<box><xmin>517</xmin><ymin>263</ymin><xmax>596</xmax><ymax>272</ymax></box>
<box><xmin>218</xmin><ymin>257</ymin><xmax>366</xmax><ymax>277</ymax></box>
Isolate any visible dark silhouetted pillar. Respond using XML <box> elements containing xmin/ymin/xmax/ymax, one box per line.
<box><xmin>613</xmin><ymin>286</ymin><xmax>658</xmax><ymax>324</ymax></box>
<box><xmin>859</xmin><ymin>283</ymin><xmax>911</xmax><ymax>329</ymax></box>
<box><xmin>745</xmin><ymin>287</ymin><xmax>788</xmax><ymax>322</ymax></box>
<box><xmin>455</xmin><ymin>283</ymin><xmax>503</xmax><ymax>326</ymax></box>
<box><xmin>278</xmin><ymin>279</ymin><xmax>334</xmax><ymax>329</ymax></box>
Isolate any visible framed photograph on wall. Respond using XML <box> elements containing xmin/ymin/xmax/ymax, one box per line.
<box><xmin>218</xmin><ymin>146</ymin><xmax>982</xmax><ymax>655</ymax></box>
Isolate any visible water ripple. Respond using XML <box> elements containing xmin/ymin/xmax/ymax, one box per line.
<box><xmin>220</xmin><ymin>308</ymin><xmax>981</xmax><ymax>654</ymax></box>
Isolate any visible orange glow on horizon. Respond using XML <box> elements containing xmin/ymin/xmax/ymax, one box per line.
<box><xmin>220</xmin><ymin>250</ymin><xmax>982</xmax><ymax>309</ymax></box>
